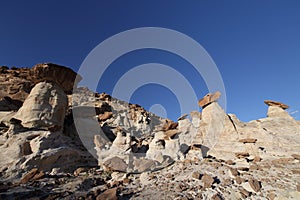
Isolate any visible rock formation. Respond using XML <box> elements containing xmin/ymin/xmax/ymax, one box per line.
<box><xmin>0</xmin><ymin>64</ymin><xmax>96</xmax><ymax>183</ymax></box>
<box><xmin>0</xmin><ymin>64</ymin><xmax>299</xmax><ymax>199</ymax></box>
<box><xmin>0</xmin><ymin>63</ymin><xmax>80</xmax><ymax>102</ymax></box>
<box><xmin>198</xmin><ymin>91</ymin><xmax>221</xmax><ymax>108</ymax></box>
<box><xmin>13</xmin><ymin>82</ymin><xmax>68</xmax><ymax>131</ymax></box>
<box><xmin>30</xmin><ymin>63</ymin><xmax>81</xmax><ymax>94</ymax></box>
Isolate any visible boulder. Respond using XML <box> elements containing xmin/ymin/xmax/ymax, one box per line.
<box><xmin>0</xmin><ymin>130</ymin><xmax>97</xmax><ymax>181</ymax></box>
<box><xmin>198</xmin><ymin>91</ymin><xmax>221</xmax><ymax>108</ymax></box>
<box><xmin>103</xmin><ymin>156</ymin><xmax>127</xmax><ymax>172</ymax></box>
<box><xmin>201</xmin><ymin>173</ymin><xmax>215</xmax><ymax>189</ymax></box>
<box><xmin>31</xmin><ymin>63</ymin><xmax>81</xmax><ymax>94</ymax></box>
<box><xmin>96</xmin><ymin>187</ymin><xmax>118</xmax><ymax>200</ymax></box>
<box><xmin>14</xmin><ymin>82</ymin><xmax>68</xmax><ymax>131</ymax></box>
<box><xmin>264</xmin><ymin>100</ymin><xmax>289</xmax><ymax>109</ymax></box>
<box><xmin>133</xmin><ymin>158</ymin><xmax>157</xmax><ymax>172</ymax></box>
<box><xmin>199</xmin><ymin>102</ymin><xmax>236</xmax><ymax>154</ymax></box>
<box><xmin>20</xmin><ymin>168</ymin><xmax>44</xmax><ymax>184</ymax></box>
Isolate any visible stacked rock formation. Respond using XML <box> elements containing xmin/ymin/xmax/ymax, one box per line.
<box><xmin>0</xmin><ymin>63</ymin><xmax>81</xmax><ymax>102</ymax></box>
<box><xmin>0</xmin><ymin>64</ymin><xmax>299</xmax><ymax>199</ymax></box>
<box><xmin>0</xmin><ymin>64</ymin><xmax>95</xmax><ymax>182</ymax></box>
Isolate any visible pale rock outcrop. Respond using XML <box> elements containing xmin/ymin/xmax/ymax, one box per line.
<box><xmin>267</xmin><ymin>106</ymin><xmax>292</xmax><ymax>118</ymax></box>
<box><xmin>13</xmin><ymin>82</ymin><xmax>68</xmax><ymax>131</ymax></box>
<box><xmin>264</xmin><ymin>100</ymin><xmax>294</xmax><ymax>119</ymax></box>
<box><xmin>146</xmin><ymin>130</ymin><xmax>183</xmax><ymax>163</ymax></box>
<box><xmin>0</xmin><ymin>130</ymin><xmax>97</xmax><ymax>181</ymax></box>
<box><xmin>0</xmin><ymin>64</ymin><xmax>99</xmax><ymax>181</ymax></box>
<box><xmin>204</xmin><ymin>96</ymin><xmax>300</xmax><ymax>162</ymax></box>
<box><xmin>199</xmin><ymin>101</ymin><xmax>237</xmax><ymax>159</ymax></box>
<box><xmin>72</xmin><ymin>105</ymin><xmax>106</xmax><ymax>158</ymax></box>
<box><xmin>99</xmin><ymin>129</ymin><xmax>132</xmax><ymax>163</ymax></box>
<box><xmin>190</xmin><ymin>110</ymin><xmax>201</xmax><ymax>127</ymax></box>
<box><xmin>81</xmin><ymin>89</ymin><xmax>168</xmax><ymax>172</ymax></box>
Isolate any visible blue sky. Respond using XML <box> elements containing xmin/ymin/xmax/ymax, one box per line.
<box><xmin>1</xmin><ymin>1</ymin><xmax>300</xmax><ymax>121</ymax></box>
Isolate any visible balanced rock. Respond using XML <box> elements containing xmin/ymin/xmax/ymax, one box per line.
<box><xmin>31</xmin><ymin>63</ymin><xmax>81</xmax><ymax>94</ymax></box>
<box><xmin>264</xmin><ymin>100</ymin><xmax>292</xmax><ymax>118</ymax></box>
<box><xmin>198</xmin><ymin>91</ymin><xmax>221</xmax><ymax>108</ymax></box>
<box><xmin>264</xmin><ymin>100</ymin><xmax>289</xmax><ymax>109</ymax></box>
<box><xmin>14</xmin><ymin>82</ymin><xmax>68</xmax><ymax>130</ymax></box>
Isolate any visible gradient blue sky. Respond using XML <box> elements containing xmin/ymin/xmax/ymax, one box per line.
<box><xmin>1</xmin><ymin>1</ymin><xmax>300</xmax><ymax>121</ymax></box>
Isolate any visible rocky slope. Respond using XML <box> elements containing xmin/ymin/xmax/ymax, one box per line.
<box><xmin>0</xmin><ymin>64</ymin><xmax>299</xmax><ymax>199</ymax></box>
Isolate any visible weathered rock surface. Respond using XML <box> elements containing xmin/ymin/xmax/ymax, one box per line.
<box><xmin>13</xmin><ymin>82</ymin><xmax>68</xmax><ymax>130</ymax></box>
<box><xmin>198</xmin><ymin>91</ymin><xmax>221</xmax><ymax>108</ymax></box>
<box><xmin>0</xmin><ymin>129</ymin><xmax>97</xmax><ymax>181</ymax></box>
<box><xmin>0</xmin><ymin>64</ymin><xmax>96</xmax><ymax>182</ymax></box>
<box><xmin>30</xmin><ymin>63</ymin><xmax>81</xmax><ymax>94</ymax></box>
<box><xmin>103</xmin><ymin>157</ymin><xmax>127</xmax><ymax>172</ymax></box>
<box><xmin>264</xmin><ymin>100</ymin><xmax>289</xmax><ymax>109</ymax></box>
<box><xmin>0</xmin><ymin>63</ymin><xmax>80</xmax><ymax>102</ymax></box>
<box><xmin>0</xmin><ymin>65</ymin><xmax>299</xmax><ymax>199</ymax></box>
<box><xmin>201</xmin><ymin>96</ymin><xmax>300</xmax><ymax>163</ymax></box>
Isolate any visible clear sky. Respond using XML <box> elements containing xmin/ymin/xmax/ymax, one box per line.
<box><xmin>1</xmin><ymin>1</ymin><xmax>300</xmax><ymax>121</ymax></box>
